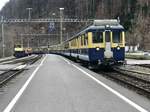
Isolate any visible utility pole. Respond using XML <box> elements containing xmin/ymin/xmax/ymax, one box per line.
<box><xmin>59</xmin><ymin>8</ymin><xmax>64</xmax><ymax>44</ymax></box>
<box><xmin>26</xmin><ymin>8</ymin><xmax>32</xmax><ymax>20</ymax></box>
<box><xmin>1</xmin><ymin>16</ymin><xmax>5</xmax><ymax>57</ymax></box>
<box><xmin>26</xmin><ymin>8</ymin><xmax>32</xmax><ymax>48</ymax></box>
<box><xmin>20</xmin><ymin>34</ymin><xmax>24</xmax><ymax>47</ymax></box>
<box><xmin>38</xmin><ymin>37</ymin><xmax>40</xmax><ymax>48</ymax></box>
<box><xmin>67</xmin><ymin>33</ymin><xmax>69</xmax><ymax>40</ymax></box>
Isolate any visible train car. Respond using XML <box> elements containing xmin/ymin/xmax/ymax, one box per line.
<box><xmin>14</xmin><ymin>44</ymin><xmax>33</xmax><ymax>58</ymax></box>
<box><xmin>25</xmin><ymin>47</ymin><xmax>32</xmax><ymax>55</ymax></box>
<box><xmin>32</xmin><ymin>48</ymin><xmax>47</xmax><ymax>54</ymax></box>
<box><xmin>51</xmin><ymin>19</ymin><xmax>125</xmax><ymax>66</ymax></box>
<box><xmin>13</xmin><ymin>44</ymin><xmax>27</xmax><ymax>58</ymax></box>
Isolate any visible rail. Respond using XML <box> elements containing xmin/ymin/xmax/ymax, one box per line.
<box><xmin>0</xmin><ymin>18</ymin><xmax>93</xmax><ymax>23</ymax></box>
<box><xmin>99</xmin><ymin>68</ymin><xmax>150</xmax><ymax>98</ymax></box>
<box><xmin>0</xmin><ymin>55</ymin><xmax>42</xmax><ymax>86</ymax></box>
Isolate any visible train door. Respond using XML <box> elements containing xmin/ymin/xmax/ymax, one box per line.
<box><xmin>104</xmin><ymin>31</ymin><xmax>113</xmax><ymax>58</ymax></box>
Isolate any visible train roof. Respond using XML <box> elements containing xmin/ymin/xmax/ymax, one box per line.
<box><xmin>63</xmin><ymin>19</ymin><xmax>124</xmax><ymax>43</ymax></box>
<box><xmin>84</xmin><ymin>25</ymin><xmax>124</xmax><ymax>32</ymax></box>
<box><xmin>93</xmin><ymin>19</ymin><xmax>119</xmax><ymax>26</ymax></box>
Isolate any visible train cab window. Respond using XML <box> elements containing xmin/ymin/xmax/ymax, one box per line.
<box><xmin>92</xmin><ymin>32</ymin><xmax>103</xmax><ymax>43</ymax></box>
<box><xmin>113</xmin><ymin>31</ymin><xmax>122</xmax><ymax>43</ymax></box>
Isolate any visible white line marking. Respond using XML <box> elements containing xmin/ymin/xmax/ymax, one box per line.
<box><xmin>13</xmin><ymin>64</ymin><xmax>27</xmax><ymax>70</ymax></box>
<box><xmin>72</xmin><ymin>64</ymin><xmax>148</xmax><ymax>112</ymax></box>
<box><xmin>61</xmin><ymin>56</ymin><xmax>71</xmax><ymax>65</ymax></box>
<box><xmin>3</xmin><ymin>55</ymin><xmax>47</xmax><ymax>112</ymax></box>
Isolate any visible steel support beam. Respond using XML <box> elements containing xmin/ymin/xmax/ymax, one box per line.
<box><xmin>0</xmin><ymin>18</ymin><xmax>93</xmax><ymax>23</ymax></box>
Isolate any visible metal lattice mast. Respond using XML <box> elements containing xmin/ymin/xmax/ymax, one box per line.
<box><xmin>1</xmin><ymin>16</ymin><xmax>5</xmax><ymax>57</ymax></box>
<box><xmin>59</xmin><ymin>8</ymin><xmax>64</xmax><ymax>44</ymax></box>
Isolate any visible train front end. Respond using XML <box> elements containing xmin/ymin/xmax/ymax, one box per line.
<box><xmin>88</xmin><ymin>20</ymin><xmax>125</xmax><ymax>65</ymax></box>
<box><xmin>13</xmin><ymin>44</ymin><xmax>26</xmax><ymax>58</ymax></box>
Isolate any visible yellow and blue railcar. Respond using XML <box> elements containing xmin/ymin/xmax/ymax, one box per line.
<box><xmin>54</xmin><ymin>19</ymin><xmax>125</xmax><ymax>65</ymax></box>
<box><xmin>13</xmin><ymin>44</ymin><xmax>27</xmax><ymax>58</ymax></box>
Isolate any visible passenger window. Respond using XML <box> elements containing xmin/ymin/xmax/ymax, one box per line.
<box><xmin>81</xmin><ymin>35</ymin><xmax>84</xmax><ymax>46</ymax></box>
<box><xmin>85</xmin><ymin>34</ymin><xmax>88</xmax><ymax>46</ymax></box>
<box><xmin>83</xmin><ymin>34</ymin><xmax>87</xmax><ymax>46</ymax></box>
<box><xmin>79</xmin><ymin>36</ymin><xmax>81</xmax><ymax>46</ymax></box>
<box><xmin>72</xmin><ymin>40</ymin><xmax>74</xmax><ymax>47</ymax></box>
<box><xmin>84</xmin><ymin>35</ymin><xmax>88</xmax><ymax>46</ymax></box>
<box><xmin>73</xmin><ymin>40</ymin><xmax>75</xmax><ymax>46</ymax></box>
<box><xmin>113</xmin><ymin>31</ymin><xmax>122</xmax><ymax>43</ymax></box>
<box><xmin>75</xmin><ymin>39</ymin><xmax>77</xmax><ymax>46</ymax></box>
<box><xmin>92</xmin><ymin>32</ymin><xmax>103</xmax><ymax>43</ymax></box>
<box><xmin>82</xmin><ymin>35</ymin><xmax>85</xmax><ymax>46</ymax></box>
<box><xmin>65</xmin><ymin>43</ymin><xmax>69</xmax><ymax>49</ymax></box>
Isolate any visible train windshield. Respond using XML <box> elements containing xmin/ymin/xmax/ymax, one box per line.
<box><xmin>113</xmin><ymin>31</ymin><xmax>122</xmax><ymax>43</ymax></box>
<box><xmin>92</xmin><ymin>31</ymin><xmax>103</xmax><ymax>43</ymax></box>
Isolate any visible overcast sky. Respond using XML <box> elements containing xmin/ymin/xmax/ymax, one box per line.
<box><xmin>0</xmin><ymin>0</ymin><xmax>10</xmax><ymax>10</ymax></box>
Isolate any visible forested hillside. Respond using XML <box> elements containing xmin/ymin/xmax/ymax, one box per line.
<box><xmin>0</xmin><ymin>0</ymin><xmax>150</xmax><ymax>57</ymax></box>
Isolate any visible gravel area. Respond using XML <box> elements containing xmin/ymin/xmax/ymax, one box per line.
<box><xmin>117</xmin><ymin>65</ymin><xmax>150</xmax><ymax>82</ymax></box>
<box><xmin>119</xmin><ymin>65</ymin><xmax>150</xmax><ymax>74</ymax></box>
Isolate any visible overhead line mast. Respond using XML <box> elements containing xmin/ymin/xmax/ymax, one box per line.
<box><xmin>0</xmin><ymin>15</ymin><xmax>93</xmax><ymax>57</ymax></box>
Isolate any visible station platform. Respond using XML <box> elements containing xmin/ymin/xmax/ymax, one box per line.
<box><xmin>1</xmin><ymin>54</ymin><xmax>150</xmax><ymax>112</ymax></box>
<box><xmin>126</xmin><ymin>59</ymin><xmax>150</xmax><ymax>65</ymax></box>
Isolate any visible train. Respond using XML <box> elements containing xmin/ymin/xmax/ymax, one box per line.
<box><xmin>13</xmin><ymin>44</ymin><xmax>32</xmax><ymax>58</ymax></box>
<box><xmin>13</xmin><ymin>44</ymin><xmax>49</xmax><ymax>58</ymax></box>
<box><xmin>49</xmin><ymin>19</ymin><xmax>125</xmax><ymax>66</ymax></box>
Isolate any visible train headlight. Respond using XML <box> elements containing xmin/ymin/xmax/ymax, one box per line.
<box><xmin>96</xmin><ymin>47</ymin><xmax>100</xmax><ymax>51</ymax></box>
<box><xmin>117</xmin><ymin>46</ymin><xmax>120</xmax><ymax>50</ymax></box>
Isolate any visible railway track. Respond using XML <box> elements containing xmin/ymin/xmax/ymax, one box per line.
<box><xmin>21</xmin><ymin>55</ymin><xmax>42</xmax><ymax>65</ymax></box>
<box><xmin>114</xmin><ymin>66</ymin><xmax>150</xmax><ymax>82</ymax></box>
<box><xmin>139</xmin><ymin>64</ymin><xmax>150</xmax><ymax>69</ymax></box>
<box><xmin>1</xmin><ymin>55</ymin><xmax>39</xmax><ymax>65</ymax></box>
<box><xmin>0</xmin><ymin>57</ymin><xmax>16</xmax><ymax>64</ymax></box>
<box><xmin>0</xmin><ymin>70</ymin><xmax>24</xmax><ymax>85</ymax></box>
<box><xmin>99</xmin><ymin>68</ymin><xmax>150</xmax><ymax>98</ymax></box>
<box><xmin>0</xmin><ymin>55</ymin><xmax>42</xmax><ymax>86</ymax></box>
